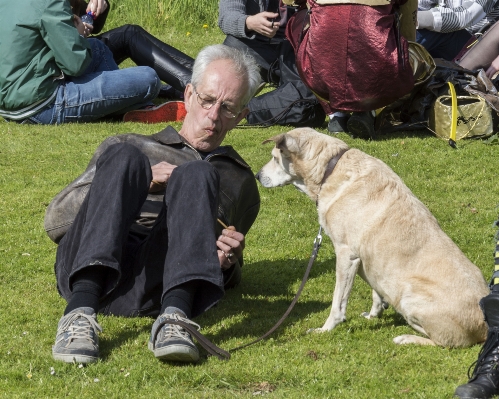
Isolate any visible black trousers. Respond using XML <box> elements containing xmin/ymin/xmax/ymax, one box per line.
<box><xmin>96</xmin><ymin>25</ymin><xmax>194</xmax><ymax>92</ymax></box>
<box><xmin>54</xmin><ymin>143</ymin><xmax>224</xmax><ymax>318</ymax></box>
<box><xmin>223</xmin><ymin>35</ymin><xmax>282</xmax><ymax>84</ymax></box>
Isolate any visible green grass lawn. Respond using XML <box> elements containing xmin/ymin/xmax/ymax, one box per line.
<box><xmin>2</xmin><ymin>2</ymin><xmax>499</xmax><ymax>398</ymax></box>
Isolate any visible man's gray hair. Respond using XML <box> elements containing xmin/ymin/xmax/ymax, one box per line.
<box><xmin>191</xmin><ymin>44</ymin><xmax>261</xmax><ymax>106</ymax></box>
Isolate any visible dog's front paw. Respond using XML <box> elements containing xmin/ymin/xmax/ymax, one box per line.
<box><xmin>361</xmin><ymin>311</ymin><xmax>373</xmax><ymax>319</ymax></box>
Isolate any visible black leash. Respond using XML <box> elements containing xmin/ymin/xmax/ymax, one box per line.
<box><xmin>229</xmin><ymin>225</ymin><xmax>323</xmax><ymax>353</ymax></box>
<box><xmin>161</xmin><ymin>225</ymin><xmax>324</xmax><ymax>360</ymax></box>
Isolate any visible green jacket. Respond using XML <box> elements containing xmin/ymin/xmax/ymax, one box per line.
<box><xmin>0</xmin><ymin>0</ymin><xmax>92</xmax><ymax>117</ymax></box>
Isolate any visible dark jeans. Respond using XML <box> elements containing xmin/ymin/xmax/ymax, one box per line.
<box><xmin>416</xmin><ymin>28</ymin><xmax>472</xmax><ymax>61</ymax></box>
<box><xmin>54</xmin><ymin>143</ymin><xmax>224</xmax><ymax>318</ymax></box>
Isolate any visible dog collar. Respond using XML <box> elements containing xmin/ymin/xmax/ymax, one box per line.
<box><xmin>321</xmin><ymin>148</ymin><xmax>349</xmax><ymax>185</ymax></box>
<box><xmin>317</xmin><ymin>148</ymin><xmax>349</xmax><ymax>205</ymax></box>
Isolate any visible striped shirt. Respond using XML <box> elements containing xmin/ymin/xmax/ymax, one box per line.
<box><xmin>418</xmin><ymin>0</ymin><xmax>499</xmax><ymax>34</ymax></box>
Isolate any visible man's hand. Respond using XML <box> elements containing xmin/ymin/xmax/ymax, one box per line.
<box><xmin>246</xmin><ymin>12</ymin><xmax>279</xmax><ymax>38</ymax></box>
<box><xmin>150</xmin><ymin>162</ymin><xmax>177</xmax><ymax>192</ymax></box>
<box><xmin>86</xmin><ymin>0</ymin><xmax>108</xmax><ymax>17</ymax></box>
<box><xmin>217</xmin><ymin>226</ymin><xmax>245</xmax><ymax>270</ymax></box>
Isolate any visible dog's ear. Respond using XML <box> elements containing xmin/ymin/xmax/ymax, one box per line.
<box><xmin>262</xmin><ymin>134</ymin><xmax>298</xmax><ymax>157</ymax></box>
<box><xmin>262</xmin><ymin>134</ymin><xmax>284</xmax><ymax>146</ymax></box>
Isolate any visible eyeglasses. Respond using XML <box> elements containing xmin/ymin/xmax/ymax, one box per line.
<box><xmin>193</xmin><ymin>88</ymin><xmax>240</xmax><ymax>119</ymax></box>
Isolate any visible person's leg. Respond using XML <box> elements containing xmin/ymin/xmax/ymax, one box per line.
<box><xmin>455</xmin><ymin>235</ymin><xmax>499</xmax><ymax>398</ymax></box>
<box><xmin>103</xmin><ymin>160</ymin><xmax>223</xmax><ymax>316</ymax></box>
<box><xmin>97</xmin><ymin>25</ymin><xmax>194</xmax><ymax>92</ymax></box>
<box><xmin>52</xmin><ymin>143</ymin><xmax>152</xmax><ymax>364</ymax></box>
<box><xmin>454</xmin><ymin>291</ymin><xmax>499</xmax><ymax>398</ymax></box>
<box><xmin>223</xmin><ymin>35</ymin><xmax>280</xmax><ymax>83</ymax></box>
<box><xmin>458</xmin><ymin>21</ymin><xmax>499</xmax><ymax>70</ymax></box>
<box><xmin>152</xmin><ymin>160</ymin><xmax>222</xmax><ymax>362</ymax></box>
<box><xmin>82</xmin><ymin>38</ymin><xmax>120</xmax><ymax>74</ymax></box>
<box><xmin>416</xmin><ymin>28</ymin><xmax>472</xmax><ymax>60</ymax></box>
<box><xmin>29</xmin><ymin>66</ymin><xmax>161</xmax><ymax>124</ymax></box>
<box><xmin>100</xmin><ymin>160</ymin><xmax>222</xmax><ymax>362</ymax></box>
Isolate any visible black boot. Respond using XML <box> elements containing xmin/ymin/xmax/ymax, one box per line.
<box><xmin>346</xmin><ymin>111</ymin><xmax>376</xmax><ymax>140</ymax></box>
<box><xmin>96</xmin><ymin>25</ymin><xmax>194</xmax><ymax>92</ymax></box>
<box><xmin>455</xmin><ymin>294</ymin><xmax>499</xmax><ymax>399</ymax></box>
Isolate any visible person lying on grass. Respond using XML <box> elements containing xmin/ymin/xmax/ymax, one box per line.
<box><xmin>44</xmin><ymin>44</ymin><xmax>261</xmax><ymax>364</ymax></box>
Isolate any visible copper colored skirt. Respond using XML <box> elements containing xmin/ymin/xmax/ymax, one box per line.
<box><xmin>287</xmin><ymin>1</ymin><xmax>414</xmax><ymax>113</ymax></box>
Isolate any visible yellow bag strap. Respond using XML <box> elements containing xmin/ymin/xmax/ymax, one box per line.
<box><xmin>447</xmin><ymin>82</ymin><xmax>458</xmax><ymax>148</ymax></box>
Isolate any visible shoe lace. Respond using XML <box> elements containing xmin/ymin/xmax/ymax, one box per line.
<box><xmin>468</xmin><ymin>328</ymin><xmax>499</xmax><ymax>379</ymax></box>
<box><xmin>153</xmin><ymin>312</ymin><xmax>230</xmax><ymax>360</ymax></box>
<box><xmin>56</xmin><ymin>312</ymin><xmax>102</xmax><ymax>344</ymax></box>
<box><xmin>161</xmin><ymin>313</ymin><xmax>200</xmax><ymax>340</ymax></box>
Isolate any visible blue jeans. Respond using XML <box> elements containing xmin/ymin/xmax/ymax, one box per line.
<box><xmin>28</xmin><ymin>39</ymin><xmax>161</xmax><ymax>124</ymax></box>
<box><xmin>416</xmin><ymin>29</ymin><xmax>472</xmax><ymax>61</ymax></box>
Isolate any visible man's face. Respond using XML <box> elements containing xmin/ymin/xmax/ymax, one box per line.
<box><xmin>179</xmin><ymin>59</ymin><xmax>250</xmax><ymax>152</ymax></box>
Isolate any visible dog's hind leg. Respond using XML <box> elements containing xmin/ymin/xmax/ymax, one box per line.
<box><xmin>311</xmin><ymin>251</ymin><xmax>361</xmax><ymax>332</ymax></box>
<box><xmin>393</xmin><ymin>334</ymin><xmax>436</xmax><ymax>346</ymax></box>
<box><xmin>362</xmin><ymin>289</ymin><xmax>389</xmax><ymax>319</ymax></box>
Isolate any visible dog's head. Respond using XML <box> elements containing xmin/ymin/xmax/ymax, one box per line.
<box><xmin>256</xmin><ymin>128</ymin><xmax>350</xmax><ymax>198</ymax></box>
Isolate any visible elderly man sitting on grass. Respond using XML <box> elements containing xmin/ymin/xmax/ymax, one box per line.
<box><xmin>44</xmin><ymin>44</ymin><xmax>262</xmax><ymax>364</ymax></box>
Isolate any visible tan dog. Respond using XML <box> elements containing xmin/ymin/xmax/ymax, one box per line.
<box><xmin>256</xmin><ymin>128</ymin><xmax>488</xmax><ymax>347</ymax></box>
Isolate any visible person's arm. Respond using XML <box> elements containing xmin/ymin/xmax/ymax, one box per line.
<box><xmin>246</xmin><ymin>12</ymin><xmax>280</xmax><ymax>38</ymax></box>
<box><xmin>417</xmin><ymin>0</ymin><xmax>496</xmax><ymax>33</ymax></box>
<box><xmin>40</xmin><ymin>0</ymin><xmax>92</xmax><ymax>77</ymax></box>
<box><xmin>219</xmin><ymin>0</ymin><xmax>264</xmax><ymax>39</ymax></box>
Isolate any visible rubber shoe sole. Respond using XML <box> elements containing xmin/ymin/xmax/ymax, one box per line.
<box><xmin>123</xmin><ymin>101</ymin><xmax>187</xmax><ymax>124</ymax></box>
<box><xmin>147</xmin><ymin>340</ymin><xmax>199</xmax><ymax>362</ymax></box>
<box><xmin>52</xmin><ymin>351</ymin><xmax>98</xmax><ymax>364</ymax></box>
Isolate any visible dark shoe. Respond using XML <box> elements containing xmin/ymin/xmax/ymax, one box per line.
<box><xmin>347</xmin><ymin>111</ymin><xmax>376</xmax><ymax>139</ymax></box>
<box><xmin>123</xmin><ymin>101</ymin><xmax>187</xmax><ymax>124</ymax></box>
<box><xmin>157</xmin><ymin>84</ymin><xmax>184</xmax><ymax>101</ymax></box>
<box><xmin>454</xmin><ymin>328</ymin><xmax>499</xmax><ymax>399</ymax></box>
<box><xmin>148</xmin><ymin>310</ymin><xmax>200</xmax><ymax>363</ymax></box>
<box><xmin>328</xmin><ymin>115</ymin><xmax>349</xmax><ymax>134</ymax></box>
<box><xmin>52</xmin><ymin>307</ymin><xmax>102</xmax><ymax>364</ymax></box>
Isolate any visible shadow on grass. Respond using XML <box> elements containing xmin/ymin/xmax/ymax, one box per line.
<box><xmin>197</xmin><ymin>258</ymin><xmax>336</xmax><ymax>340</ymax></box>
<box><xmin>97</xmin><ymin>257</ymin><xmax>410</xmax><ymax>362</ymax></box>
<box><xmin>199</xmin><ymin>258</ymin><xmax>413</xmax><ymax>349</ymax></box>
<box><xmin>99</xmin><ymin>324</ymin><xmax>151</xmax><ymax>361</ymax></box>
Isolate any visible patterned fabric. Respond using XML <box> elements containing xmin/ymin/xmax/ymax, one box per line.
<box><xmin>418</xmin><ymin>0</ymin><xmax>499</xmax><ymax>34</ymax></box>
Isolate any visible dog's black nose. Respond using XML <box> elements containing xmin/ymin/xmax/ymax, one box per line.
<box><xmin>255</xmin><ymin>171</ymin><xmax>260</xmax><ymax>181</ymax></box>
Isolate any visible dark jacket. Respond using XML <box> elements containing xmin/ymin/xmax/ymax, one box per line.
<box><xmin>44</xmin><ymin>127</ymin><xmax>261</xmax><ymax>269</ymax></box>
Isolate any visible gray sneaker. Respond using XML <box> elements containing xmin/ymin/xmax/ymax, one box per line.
<box><xmin>52</xmin><ymin>307</ymin><xmax>102</xmax><ymax>364</ymax></box>
<box><xmin>148</xmin><ymin>310</ymin><xmax>200</xmax><ymax>363</ymax></box>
